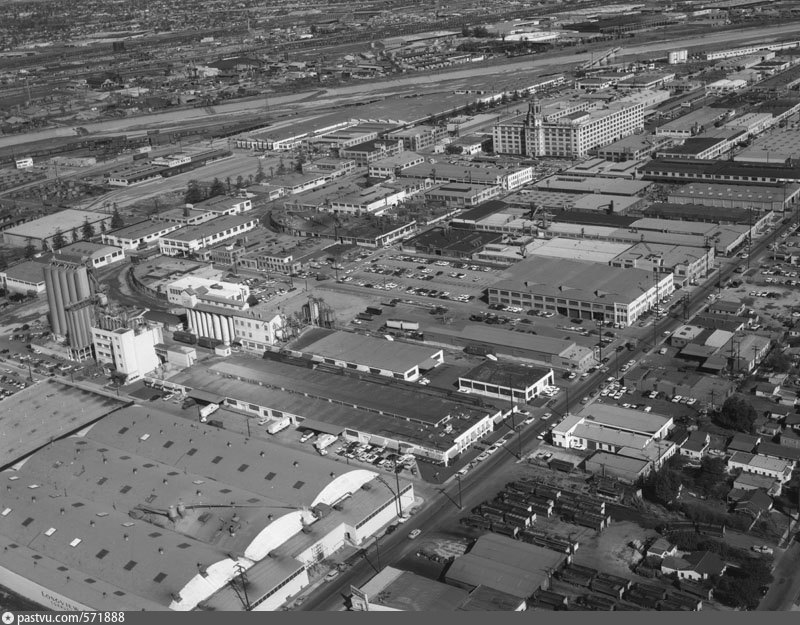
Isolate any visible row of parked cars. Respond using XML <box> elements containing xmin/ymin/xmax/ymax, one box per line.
<box><xmin>335</xmin><ymin>441</ymin><xmax>417</xmax><ymax>473</ymax></box>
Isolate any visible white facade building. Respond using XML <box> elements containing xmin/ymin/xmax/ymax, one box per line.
<box><xmin>158</xmin><ymin>215</ymin><xmax>259</xmax><ymax>257</ymax></box>
<box><xmin>493</xmin><ymin>98</ymin><xmax>644</xmax><ymax>159</ymax></box>
<box><xmin>91</xmin><ymin>325</ymin><xmax>163</xmax><ymax>382</ymax></box>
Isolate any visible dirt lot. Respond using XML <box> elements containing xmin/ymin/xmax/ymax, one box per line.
<box><xmin>571</xmin><ymin>520</ymin><xmax>656</xmax><ymax>579</ymax></box>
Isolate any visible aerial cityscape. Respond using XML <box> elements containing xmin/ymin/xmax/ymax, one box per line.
<box><xmin>2</xmin><ymin>0</ymin><xmax>800</xmax><ymax>614</ymax></box>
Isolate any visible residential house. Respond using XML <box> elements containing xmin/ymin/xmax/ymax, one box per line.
<box><xmin>780</xmin><ymin>428</ymin><xmax>800</xmax><ymax>449</ymax></box>
<box><xmin>731</xmin><ymin>488</ymin><xmax>773</xmax><ymax>520</ymax></box>
<box><xmin>727</xmin><ymin>433</ymin><xmax>761</xmax><ymax>454</ymax></box>
<box><xmin>680</xmin><ymin>430</ymin><xmax>710</xmax><ymax>461</ymax></box>
<box><xmin>661</xmin><ymin>551</ymin><xmax>727</xmax><ymax>581</ymax></box>
<box><xmin>755</xmin><ymin>382</ymin><xmax>780</xmax><ymax>398</ymax></box>
<box><xmin>646</xmin><ymin>538</ymin><xmax>677</xmax><ymax>560</ymax></box>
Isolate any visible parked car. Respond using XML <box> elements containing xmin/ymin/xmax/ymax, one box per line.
<box><xmin>408</xmin><ymin>529</ymin><xmax>421</xmax><ymax>540</ymax></box>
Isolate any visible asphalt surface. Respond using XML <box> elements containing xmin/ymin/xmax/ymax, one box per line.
<box><xmin>760</xmin><ymin>540</ymin><xmax>800</xmax><ymax>611</ymax></box>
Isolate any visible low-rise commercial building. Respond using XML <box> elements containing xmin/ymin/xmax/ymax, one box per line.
<box><xmin>158</xmin><ymin>215</ymin><xmax>259</xmax><ymax>257</ymax></box>
<box><xmin>56</xmin><ymin>241</ymin><xmax>125</xmax><ymax>269</ymax></box>
<box><xmin>554</xmin><ymin>405</ymin><xmax>676</xmax><ymax>473</ymax></box>
<box><xmin>425</xmin><ymin>183</ymin><xmax>502</xmax><ymax>208</ymax></box>
<box><xmin>290</xmin><ymin>329</ymin><xmax>443</xmax><ymax>382</ymax></box>
<box><xmin>386</xmin><ymin>125</ymin><xmax>447</xmax><ymax>151</ymax></box>
<box><xmin>668</xmin><ymin>183</ymin><xmax>800</xmax><ymax>213</ymax></box>
<box><xmin>368</xmin><ymin>152</ymin><xmax>426</xmax><ymax>178</ymax></box>
<box><xmin>425</xmin><ymin>325</ymin><xmax>596</xmax><ymax>371</ymax></box>
<box><xmin>728</xmin><ymin>451</ymin><xmax>794</xmax><ymax>483</ymax></box>
<box><xmin>488</xmin><ymin>257</ymin><xmax>674</xmax><ymax>326</ymax></box>
<box><xmin>163</xmin><ymin>357</ymin><xmax>497</xmax><ymax>466</ymax></box>
<box><xmin>458</xmin><ymin>360</ymin><xmax>555</xmax><ymax>403</ymax></box>
<box><xmin>0</xmin><ymin>260</ymin><xmax>48</xmax><ymax>295</ymax></box>
<box><xmin>101</xmin><ymin>220</ymin><xmax>182</xmax><ymax>250</ymax></box>
<box><xmin>340</xmin><ymin>139</ymin><xmax>404</xmax><ymax>165</ymax></box>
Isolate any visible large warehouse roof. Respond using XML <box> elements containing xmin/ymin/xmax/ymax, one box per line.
<box><xmin>0</xmin><ymin>404</ymin><xmax>381</xmax><ymax>611</ymax></box>
<box><xmin>0</xmin><ymin>380</ymin><xmax>125</xmax><ymax>469</ymax></box>
<box><xmin>4</xmin><ymin>209</ymin><xmax>107</xmax><ymax>241</ymax></box>
<box><xmin>295</xmin><ymin>330</ymin><xmax>442</xmax><ymax>374</ymax></box>
<box><xmin>494</xmin><ymin>257</ymin><xmax>655</xmax><ymax>304</ymax></box>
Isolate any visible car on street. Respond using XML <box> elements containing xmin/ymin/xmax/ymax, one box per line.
<box><xmin>408</xmin><ymin>529</ymin><xmax>421</xmax><ymax>539</ymax></box>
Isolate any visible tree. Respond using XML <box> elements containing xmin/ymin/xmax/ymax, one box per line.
<box><xmin>100</xmin><ymin>221</ymin><xmax>107</xmax><ymax>233</ymax></box>
<box><xmin>71</xmin><ymin>228</ymin><xmax>79</xmax><ymax>243</ymax></box>
<box><xmin>642</xmin><ymin>465</ymin><xmax>681</xmax><ymax>506</ymax></box>
<box><xmin>81</xmin><ymin>218</ymin><xmax>95</xmax><ymax>241</ymax></box>
<box><xmin>276</xmin><ymin>157</ymin><xmax>286</xmax><ymax>175</ymax></box>
<box><xmin>294</xmin><ymin>151</ymin><xmax>307</xmax><ymax>173</ymax></box>
<box><xmin>51</xmin><ymin>228</ymin><xmax>66</xmax><ymax>250</ymax></box>
<box><xmin>226</xmin><ymin>176</ymin><xmax>232</xmax><ymax>193</ymax></box>
<box><xmin>236</xmin><ymin>175</ymin><xmax>244</xmax><ymax>189</ymax></box>
<box><xmin>444</xmin><ymin>144</ymin><xmax>463</xmax><ymax>155</ymax></box>
<box><xmin>209</xmin><ymin>177</ymin><xmax>226</xmax><ymax>198</ymax></box>
<box><xmin>110</xmin><ymin>205</ymin><xmax>124</xmax><ymax>229</ymax></box>
<box><xmin>763</xmin><ymin>347</ymin><xmax>791</xmax><ymax>373</ymax></box>
<box><xmin>697</xmin><ymin>456</ymin><xmax>727</xmax><ymax>496</ymax></box>
<box><xmin>183</xmin><ymin>205</ymin><xmax>191</xmax><ymax>218</ymax></box>
<box><xmin>184</xmin><ymin>180</ymin><xmax>204</xmax><ymax>204</ymax></box>
<box><xmin>255</xmin><ymin>159</ymin><xmax>266</xmax><ymax>183</ymax></box>
<box><xmin>715</xmin><ymin>395</ymin><xmax>757</xmax><ymax>433</ymax></box>
<box><xmin>24</xmin><ymin>238</ymin><xmax>36</xmax><ymax>259</ymax></box>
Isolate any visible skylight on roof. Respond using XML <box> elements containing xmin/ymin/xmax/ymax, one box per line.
<box><xmin>44</xmin><ymin>528</ymin><xmax>56</xmax><ymax>537</ymax></box>
<box><xmin>1</xmin><ymin>508</ymin><xmax>10</xmax><ymax>517</ymax></box>
<box><xmin>139</xmin><ymin>434</ymin><xmax>150</xmax><ymax>441</ymax></box>
<box><xmin>70</xmin><ymin>538</ymin><xmax>82</xmax><ymax>547</ymax></box>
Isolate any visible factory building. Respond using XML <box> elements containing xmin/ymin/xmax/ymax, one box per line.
<box><xmin>0</xmin><ymin>405</ymin><xmax>413</xmax><ymax>611</ymax></box>
<box><xmin>161</xmin><ymin>357</ymin><xmax>497</xmax><ymax>466</ymax></box>
<box><xmin>91</xmin><ymin>325</ymin><xmax>163</xmax><ymax>383</ymax></box>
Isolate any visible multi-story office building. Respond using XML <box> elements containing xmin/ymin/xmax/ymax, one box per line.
<box><xmin>493</xmin><ymin>98</ymin><xmax>644</xmax><ymax>158</ymax></box>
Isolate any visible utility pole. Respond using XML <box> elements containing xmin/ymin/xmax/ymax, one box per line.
<box><xmin>596</xmin><ymin>319</ymin><xmax>603</xmax><ymax>365</ymax></box>
<box><xmin>374</xmin><ymin>535</ymin><xmax>381</xmax><ymax>570</ymax></box>
<box><xmin>747</xmin><ymin>206</ymin><xmax>753</xmax><ymax>270</ymax></box>
<box><xmin>394</xmin><ymin>458</ymin><xmax>403</xmax><ymax>517</ymax></box>
<box><xmin>456</xmin><ymin>473</ymin><xmax>463</xmax><ymax>510</ymax></box>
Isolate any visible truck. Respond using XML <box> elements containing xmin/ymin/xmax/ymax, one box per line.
<box><xmin>365</xmin><ymin>306</ymin><xmax>383</xmax><ymax>316</ymax></box>
<box><xmin>266</xmin><ymin>416</ymin><xmax>291</xmax><ymax>434</ymax></box>
<box><xmin>356</xmin><ymin>312</ymin><xmax>373</xmax><ymax>321</ymax></box>
<box><xmin>199</xmin><ymin>403</ymin><xmax>220</xmax><ymax>422</ymax></box>
<box><xmin>314</xmin><ymin>434</ymin><xmax>338</xmax><ymax>454</ymax></box>
<box><xmin>386</xmin><ymin>319</ymin><xmax>420</xmax><ymax>331</ymax></box>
